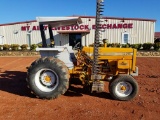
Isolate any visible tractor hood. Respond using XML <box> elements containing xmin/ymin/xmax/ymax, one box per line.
<box><xmin>36</xmin><ymin>17</ymin><xmax>82</xmax><ymax>27</ymax></box>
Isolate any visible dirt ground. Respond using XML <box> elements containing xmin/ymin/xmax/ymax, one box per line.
<box><xmin>0</xmin><ymin>57</ymin><xmax>159</xmax><ymax>120</ymax></box>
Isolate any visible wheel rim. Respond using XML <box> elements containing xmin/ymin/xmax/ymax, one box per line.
<box><xmin>115</xmin><ymin>82</ymin><xmax>133</xmax><ymax>97</ymax></box>
<box><xmin>35</xmin><ymin>68</ymin><xmax>59</xmax><ymax>92</ymax></box>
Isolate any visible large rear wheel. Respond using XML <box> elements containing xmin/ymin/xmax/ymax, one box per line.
<box><xmin>109</xmin><ymin>75</ymin><xmax>138</xmax><ymax>101</ymax></box>
<box><xmin>27</xmin><ymin>57</ymin><xmax>69</xmax><ymax>99</ymax></box>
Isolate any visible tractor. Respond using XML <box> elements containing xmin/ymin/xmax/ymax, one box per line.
<box><xmin>27</xmin><ymin>0</ymin><xmax>138</xmax><ymax>101</ymax></box>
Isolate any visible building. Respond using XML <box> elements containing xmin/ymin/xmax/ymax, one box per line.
<box><xmin>155</xmin><ymin>32</ymin><xmax>160</xmax><ymax>39</ymax></box>
<box><xmin>0</xmin><ymin>16</ymin><xmax>156</xmax><ymax>48</ymax></box>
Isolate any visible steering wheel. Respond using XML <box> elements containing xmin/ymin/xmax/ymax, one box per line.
<box><xmin>73</xmin><ymin>42</ymin><xmax>80</xmax><ymax>50</ymax></box>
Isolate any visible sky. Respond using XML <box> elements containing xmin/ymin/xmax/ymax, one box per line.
<box><xmin>0</xmin><ymin>0</ymin><xmax>160</xmax><ymax>31</ymax></box>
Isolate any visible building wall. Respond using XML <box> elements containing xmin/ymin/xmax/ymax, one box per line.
<box><xmin>155</xmin><ymin>32</ymin><xmax>160</xmax><ymax>38</ymax></box>
<box><xmin>82</xmin><ymin>18</ymin><xmax>155</xmax><ymax>46</ymax></box>
<box><xmin>0</xmin><ymin>17</ymin><xmax>155</xmax><ymax>46</ymax></box>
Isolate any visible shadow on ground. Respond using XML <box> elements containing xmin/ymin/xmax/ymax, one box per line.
<box><xmin>0</xmin><ymin>71</ymin><xmax>112</xmax><ymax>100</ymax></box>
<box><xmin>0</xmin><ymin>70</ymin><xmax>35</xmax><ymax>98</ymax></box>
<box><xmin>64</xmin><ymin>78</ymin><xmax>112</xmax><ymax>100</ymax></box>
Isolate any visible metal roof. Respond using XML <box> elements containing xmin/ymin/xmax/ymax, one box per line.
<box><xmin>36</xmin><ymin>17</ymin><xmax>82</xmax><ymax>27</ymax></box>
<box><xmin>0</xmin><ymin>15</ymin><xmax>156</xmax><ymax>26</ymax></box>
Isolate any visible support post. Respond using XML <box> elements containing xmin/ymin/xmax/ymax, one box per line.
<box><xmin>48</xmin><ymin>25</ymin><xmax>55</xmax><ymax>47</ymax></box>
<box><xmin>39</xmin><ymin>24</ymin><xmax>47</xmax><ymax>47</ymax></box>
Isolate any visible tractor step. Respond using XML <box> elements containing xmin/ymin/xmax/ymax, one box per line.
<box><xmin>91</xmin><ymin>81</ymin><xmax>104</xmax><ymax>92</ymax></box>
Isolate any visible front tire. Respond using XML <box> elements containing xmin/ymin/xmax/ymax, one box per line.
<box><xmin>109</xmin><ymin>75</ymin><xmax>138</xmax><ymax>101</ymax></box>
<box><xmin>27</xmin><ymin>57</ymin><xmax>69</xmax><ymax>99</ymax></box>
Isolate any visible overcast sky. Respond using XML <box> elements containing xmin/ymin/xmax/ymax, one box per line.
<box><xmin>0</xmin><ymin>0</ymin><xmax>159</xmax><ymax>31</ymax></box>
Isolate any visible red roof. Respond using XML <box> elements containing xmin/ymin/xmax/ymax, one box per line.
<box><xmin>0</xmin><ymin>15</ymin><xmax>156</xmax><ymax>26</ymax></box>
<box><xmin>0</xmin><ymin>20</ymin><xmax>36</xmax><ymax>26</ymax></box>
<box><xmin>78</xmin><ymin>16</ymin><xmax>156</xmax><ymax>22</ymax></box>
<box><xmin>155</xmin><ymin>32</ymin><xmax>160</xmax><ymax>38</ymax></box>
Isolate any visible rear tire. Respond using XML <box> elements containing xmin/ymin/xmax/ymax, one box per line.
<box><xmin>27</xmin><ymin>57</ymin><xmax>69</xmax><ymax>99</ymax></box>
<box><xmin>109</xmin><ymin>75</ymin><xmax>138</xmax><ymax>101</ymax></box>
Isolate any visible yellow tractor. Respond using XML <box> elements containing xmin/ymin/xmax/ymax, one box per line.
<box><xmin>27</xmin><ymin>0</ymin><xmax>138</xmax><ymax>101</ymax></box>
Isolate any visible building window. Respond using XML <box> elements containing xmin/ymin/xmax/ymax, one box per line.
<box><xmin>122</xmin><ymin>33</ymin><xmax>129</xmax><ymax>44</ymax></box>
<box><xmin>69</xmin><ymin>33</ymin><xmax>81</xmax><ymax>48</ymax></box>
<box><xmin>0</xmin><ymin>35</ymin><xmax>4</xmax><ymax>44</ymax></box>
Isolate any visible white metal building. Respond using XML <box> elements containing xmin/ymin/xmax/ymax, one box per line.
<box><xmin>0</xmin><ymin>16</ymin><xmax>156</xmax><ymax>48</ymax></box>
